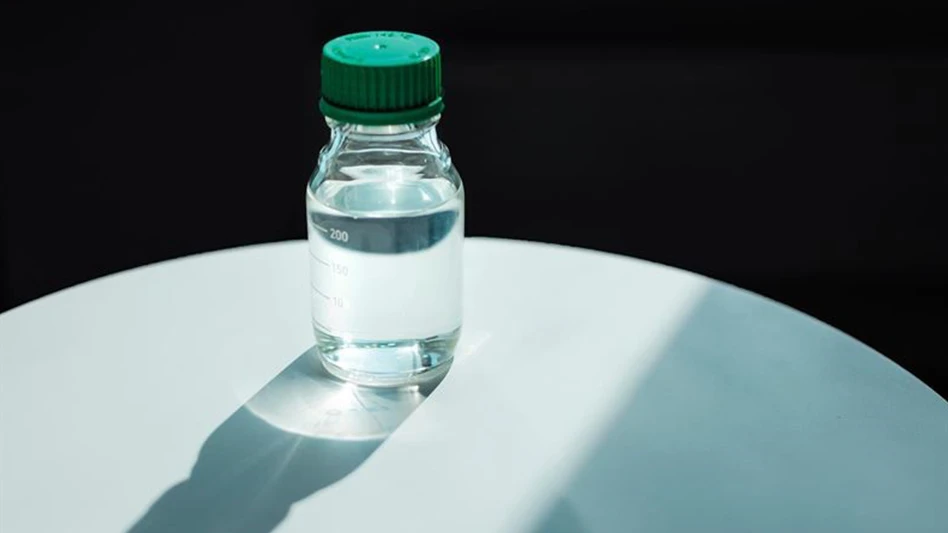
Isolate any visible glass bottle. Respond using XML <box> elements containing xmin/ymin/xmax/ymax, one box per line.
<box><xmin>307</xmin><ymin>31</ymin><xmax>463</xmax><ymax>387</ymax></box>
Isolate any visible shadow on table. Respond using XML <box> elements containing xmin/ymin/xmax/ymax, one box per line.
<box><xmin>529</xmin><ymin>284</ymin><xmax>948</xmax><ymax>533</ymax></box>
<box><xmin>126</xmin><ymin>347</ymin><xmax>444</xmax><ymax>533</ymax></box>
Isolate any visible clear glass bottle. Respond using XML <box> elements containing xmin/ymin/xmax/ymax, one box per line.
<box><xmin>307</xmin><ymin>31</ymin><xmax>463</xmax><ymax>387</ymax></box>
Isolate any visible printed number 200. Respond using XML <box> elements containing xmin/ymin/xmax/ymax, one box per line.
<box><xmin>329</xmin><ymin>229</ymin><xmax>349</xmax><ymax>242</ymax></box>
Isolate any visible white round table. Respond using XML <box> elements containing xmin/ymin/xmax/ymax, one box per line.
<box><xmin>2</xmin><ymin>238</ymin><xmax>946</xmax><ymax>533</ymax></box>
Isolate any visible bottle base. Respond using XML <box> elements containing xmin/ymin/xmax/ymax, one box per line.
<box><xmin>314</xmin><ymin>325</ymin><xmax>459</xmax><ymax>387</ymax></box>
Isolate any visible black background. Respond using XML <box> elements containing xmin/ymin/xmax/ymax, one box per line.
<box><xmin>2</xmin><ymin>3</ymin><xmax>946</xmax><ymax>396</ymax></box>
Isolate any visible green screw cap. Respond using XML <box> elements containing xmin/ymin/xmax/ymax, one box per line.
<box><xmin>319</xmin><ymin>31</ymin><xmax>444</xmax><ymax>125</ymax></box>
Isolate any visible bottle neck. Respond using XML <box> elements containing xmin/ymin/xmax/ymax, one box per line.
<box><xmin>326</xmin><ymin>116</ymin><xmax>441</xmax><ymax>144</ymax></box>
<box><xmin>314</xmin><ymin>114</ymin><xmax>455</xmax><ymax>185</ymax></box>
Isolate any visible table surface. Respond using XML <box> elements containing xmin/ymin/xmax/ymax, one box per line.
<box><xmin>2</xmin><ymin>238</ymin><xmax>947</xmax><ymax>533</ymax></box>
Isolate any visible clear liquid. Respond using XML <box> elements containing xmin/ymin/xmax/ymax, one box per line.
<box><xmin>306</xmin><ymin>169</ymin><xmax>463</xmax><ymax>386</ymax></box>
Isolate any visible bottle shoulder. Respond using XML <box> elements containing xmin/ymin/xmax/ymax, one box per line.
<box><xmin>308</xmin><ymin>139</ymin><xmax>462</xmax><ymax>191</ymax></box>
<box><xmin>307</xmin><ymin>135</ymin><xmax>463</xmax><ymax>219</ymax></box>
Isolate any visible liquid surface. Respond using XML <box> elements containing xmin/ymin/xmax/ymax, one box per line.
<box><xmin>306</xmin><ymin>168</ymin><xmax>463</xmax><ymax>385</ymax></box>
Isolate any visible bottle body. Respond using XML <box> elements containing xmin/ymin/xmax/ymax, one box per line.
<box><xmin>307</xmin><ymin>117</ymin><xmax>463</xmax><ymax>386</ymax></box>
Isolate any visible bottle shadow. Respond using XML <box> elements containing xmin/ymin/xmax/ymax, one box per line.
<box><xmin>126</xmin><ymin>347</ymin><xmax>444</xmax><ymax>533</ymax></box>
